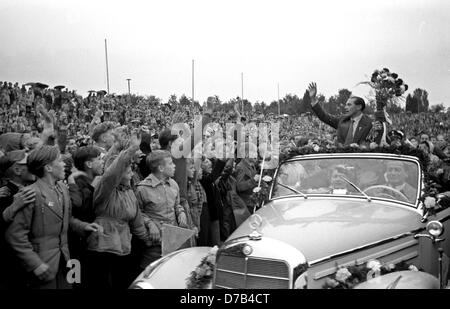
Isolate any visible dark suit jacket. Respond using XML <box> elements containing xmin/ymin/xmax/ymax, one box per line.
<box><xmin>312</xmin><ymin>103</ymin><xmax>373</xmax><ymax>146</ymax></box>
<box><xmin>235</xmin><ymin>159</ymin><xmax>257</xmax><ymax>208</ymax></box>
<box><xmin>200</xmin><ymin>158</ymin><xmax>226</xmax><ymax>222</ymax></box>
<box><xmin>68</xmin><ymin>174</ymin><xmax>96</xmax><ymax>259</ymax></box>
<box><xmin>6</xmin><ymin>179</ymin><xmax>88</xmax><ymax>282</ymax></box>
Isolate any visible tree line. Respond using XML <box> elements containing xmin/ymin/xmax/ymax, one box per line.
<box><xmin>125</xmin><ymin>88</ymin><xmax>447</xmax><ymax>116</ymax></box>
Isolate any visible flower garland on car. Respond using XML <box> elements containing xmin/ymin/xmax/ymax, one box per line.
<box><xmin>323</xmin><ymin>259</ymin><xmax>420</xmax><ymax>289</ymax></box>
<box><xmin>186</xmin><ymin>246</ymin><xmax>218</xmax><ymax>289</ymax></box>
<box><xmin>420</xmin><ymin>178</ymin><xmax>450</xmax><ymax>220</ymax></box>
<box><xmin>250</xmin><ymin>174</ymin><xmax>273</xmax><ymax>211</ymax></box>
<box><xmin>279</xmin><ymin>144</ymin><xmax>428</xmax><ymax>168</ymax></box>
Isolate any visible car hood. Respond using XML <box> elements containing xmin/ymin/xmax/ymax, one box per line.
<box><xmin>228</xmin><ymin>197</ymin><xmax>422</xmax><ymax>263</ymax></box>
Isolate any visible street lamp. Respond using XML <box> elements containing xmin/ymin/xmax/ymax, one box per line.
<box><xmin>241</xmin><ymin>72</ymin><xmax>244</xmax><ymax>114</ymax></box>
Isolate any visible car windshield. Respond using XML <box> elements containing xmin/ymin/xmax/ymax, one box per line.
<box><xmin>272</xmin><ymin>157</ymin><xmax>420</xmax><ymax>205</ymax></box>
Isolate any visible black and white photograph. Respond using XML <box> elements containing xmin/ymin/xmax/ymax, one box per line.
<box><xmin>0</xmin><ymin>0</ymin><xmax>450</xmax><ymax>295</ymax></box>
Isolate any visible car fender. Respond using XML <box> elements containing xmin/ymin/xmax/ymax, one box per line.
<box><xmin>131</xmin><ymin>246</ymin><xmax>212</xmax><ymax>289</ymax></box>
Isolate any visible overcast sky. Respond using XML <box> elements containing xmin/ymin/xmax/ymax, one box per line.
<box><xmin>0</xmin><ymin>0</ymin><xmax>449</xmax><ymax>107</ymax></box>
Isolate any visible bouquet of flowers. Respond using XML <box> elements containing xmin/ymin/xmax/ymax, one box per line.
<box><xmin>363</xmin><ymin>68</ymin><xmax>408</xmax><ymax>110</ymax></box>
<box><xmin>363</xmin><ymin>68</ymin><xmax>408</xmax><ymax>119</ymax></box>
<box><xmin>359</xmin><ymin>68</ymin><xmax>408</xmax><ymax>145</ymax></box>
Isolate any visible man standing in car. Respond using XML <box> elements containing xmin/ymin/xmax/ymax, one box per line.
<box><xmin>307</xmin><ymin>82</ymin><xmax>372</xmax><ymax>147</ymax></box>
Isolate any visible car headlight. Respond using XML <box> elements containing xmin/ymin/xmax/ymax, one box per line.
<box><xmin>427</xmin><ymin>221</ymin><xmax>444</xmax><ymax>237</ymax></box>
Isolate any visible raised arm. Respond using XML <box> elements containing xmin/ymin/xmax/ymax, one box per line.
<box><xmin>189</xmin><ymin>112</ymin><xmax>212</xmax><ymax>153</ymax></box>
<box><xmin>36</xmin><ymin>104</ymin><xmax>56</xmax><ymax>146</ymax></box>
<box><xmin>307</xmin><ymin>83</ymin><xmax>340</xmax><ymax>129</ymax></box>
<box><xmin>94</xmin><ymin>133</ymin><xmax>141</xmax><ymax>211</ymax></box>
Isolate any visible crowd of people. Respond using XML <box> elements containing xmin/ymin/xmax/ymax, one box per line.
<box><xmin>0</xmin><ymin>80</ymin><xmax>449</xmax><ymax>289</ymax></box>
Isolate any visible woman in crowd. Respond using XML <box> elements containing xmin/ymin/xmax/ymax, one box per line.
<box><xmin>86</xmin><ymin>131</ymin><xmax>152</xmax><ymax>289</ymax></box>
<box><xmin>199</xmin><ymin>157</ymin><xmax>226</xmax><ymax>246</ymax></box>
<box><xmin>186</xmin><ymin>159</ymin><xmax>204</xmax><ymax>241</ymax></box>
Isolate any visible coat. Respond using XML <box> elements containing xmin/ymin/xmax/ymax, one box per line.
<box><xmin>235</xmin><ymin>159</ymin><xmax>257</xmax><ymax>209</ymax></box>
<box><xmin>5</xmin><ymin>178</ymin><xmax>88</xmax><ymax>282</ymax></box>
<box><xmin>68</xmin><ymin>174</ymin><xmax>96</xmax><ymax>223</ymax></box>
<box><xmin>216</xmin><ymin>175</ymin><xmax>250</xmax><ymax>230</ymax></box>
<box><xmin>312</xmin><ymin>103</ymin><xmax>373</xmax><ymax>146</ymax></box>
<box><xmin>68</xmin><ymin>174</ymin><xmax>96</xmax><ymax>260</ymax></box>
<box><xmin>0</xmin><ymin>181</ymin><xmax>24</xmax><ymax>288</ymax></box>
<box><xmin>200</xmin><ymin>159</ymin><xmax>227</xmax><ymax>222</ymax></box>
<box><xmin>87</xmin><ymin>145</ymin><xmax>150</xmax><ymax>256</ymax></box>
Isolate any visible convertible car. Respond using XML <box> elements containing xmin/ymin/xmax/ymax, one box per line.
<box><xmin>131</xmin><ymin>153</ymin><xmax>450</xmax><ymax>289</ymax></box>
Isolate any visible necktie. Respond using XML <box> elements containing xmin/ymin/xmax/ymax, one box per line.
<box><xmin>344</xmin><ymin>120</ymin><xmax>354</xmax><ymax>146</ymax></box>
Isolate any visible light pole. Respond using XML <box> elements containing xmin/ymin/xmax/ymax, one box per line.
<box><xmin>126</xmin><ymin>79</ymin><xmax>131</xmax><ymax>104</ymax></box>
<box><xmin>241</xmin><ymin>72</ymin><xmax>244</xmax><ymax>114</ymax></box>
<box><xmin>192</xmin><ymin>60</ymin><xmax>195</xmax><ymax>104</ymax></box>
<box><xmin>105</xmin><ymin>39</ymin><xmax>110</xmax><ymax>94</ymax></box>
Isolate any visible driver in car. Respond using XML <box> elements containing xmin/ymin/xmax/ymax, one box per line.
<box><xmin>383</xmin><ymin>161</ymin><xmax>416</xmax><ymax>202</ymax></box>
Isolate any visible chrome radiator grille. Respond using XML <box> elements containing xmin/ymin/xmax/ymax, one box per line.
<box><xmin>214</xmin><ymin>254</ymin><xmax>290</xmax><ymax>289</ymax></box>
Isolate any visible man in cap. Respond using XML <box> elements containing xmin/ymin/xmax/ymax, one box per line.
<box><xmin>0</xmin><ymin>150</ymin><xmax>36</xmax><ymax>212</ymax></box>
<box><xmin>0</xmin><ymin>150</ymin><xmax>36</xmax><ymax>289</ymax></box>
<box><xmin>388</xmin><ymin>130</ymin><xmax>405</xmax><ymax>147</ymax></box>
